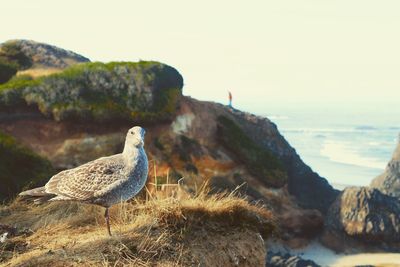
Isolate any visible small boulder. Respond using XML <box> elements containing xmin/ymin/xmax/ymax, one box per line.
<box><xmin>279</xmin><ymin>209</ymin><xmax>324</xmax><ymax>248</ymax></box>
<box><xmin>323</xmin><ymin>186</ymin><xmax>400</xmax><ymax>252</ymax></box>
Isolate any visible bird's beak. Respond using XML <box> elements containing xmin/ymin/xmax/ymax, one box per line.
<box><xmin>134</xmin><ymin>138</ymin><xmax>144</xmax><ymax>147</ymax></box>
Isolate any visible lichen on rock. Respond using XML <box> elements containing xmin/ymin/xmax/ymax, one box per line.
<box><xmin>0</xmin><ymin>39</ymin><xmax>89</xmax><ymax>69</ymax></box>
<box><xmin>0</xmin><ymin>61</ymin><xmax>184</xmax><ymax>122</ymax></box>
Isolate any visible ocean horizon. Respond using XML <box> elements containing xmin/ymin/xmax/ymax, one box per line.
<box><xmin>261</xmin><ymin>106</ymin><xmax>400</xmax><ymax>188</ymax></box>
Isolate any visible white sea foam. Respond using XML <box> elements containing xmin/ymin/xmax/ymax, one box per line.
<box><xmin>283</xmin><ymin>128</ymin><xmax>358</xmax><ymax>134</ymax></box>
<box><xmin>367</xmin><ymin>140</ymin><xmax>396</xmax><ymax>147</ymax></box>
<box><xmin>320</xmin><ymin>140</ymin><xmax>387</xmax><ymax>170</ymax></box>
<box><xmin>267</xmin><ymin>115</ymin><xmax>290</xmax><ymax>120</ymax></box>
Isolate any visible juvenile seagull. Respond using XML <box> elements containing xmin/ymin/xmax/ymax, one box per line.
<box><xmin>20</xmin><ymin>126</ymin><xmax>148</xmax><ymax>236</ymax></box>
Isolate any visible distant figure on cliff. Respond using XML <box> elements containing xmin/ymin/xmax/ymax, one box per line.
<box><xmin>228</xmin><ymin>91</ymin><xmax>233</xmax><ymax>108</ymax></box>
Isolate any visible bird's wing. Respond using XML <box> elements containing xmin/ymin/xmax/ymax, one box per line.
<box><xmin>45</xmin><ymin>155</ymin><xmax>126</xmax><ymax>201</ymax></box>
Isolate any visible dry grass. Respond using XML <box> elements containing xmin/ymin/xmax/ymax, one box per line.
<box><xmin>0</xmin><ymin>189</ymin><xmax>275</xmax><ymax>266</ymax></box>
<box><xmin>16</xmin><ymin>68</ymin><xmax>62</xmax><ymax>78</ymax></box>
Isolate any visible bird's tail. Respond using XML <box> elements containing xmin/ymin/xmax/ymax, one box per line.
<box><xmin>19</xmin><ymin>186</ymin><xmax>55</xmax><ymax>204</ymax></box>
<box><xmin>19</xmin><ymin>186</ymin><xmax>48</xmax><ymax>197</ymax></box>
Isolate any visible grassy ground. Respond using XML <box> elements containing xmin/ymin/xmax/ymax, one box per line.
<box><xmin>16</xmin><ymin>68</ymin><xmax>63</xmax><ymax>78</ymax></box>
<box><xmin>0</xmin><ymin>190</ymin><xmax>275</xmax><ymax>266</ymax></box>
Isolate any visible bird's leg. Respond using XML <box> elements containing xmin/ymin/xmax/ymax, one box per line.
<box><xmin>104</xmin><ymin>207</ymin><xmax>112</xmax><ymax>236</ymax></box>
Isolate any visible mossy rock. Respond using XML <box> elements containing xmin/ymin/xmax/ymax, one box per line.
<box><xmin>0</xmin><ymin>75</ymin><xmax>39</xmax><ymax>106</ymax></box>
<box><xmin>0</xmin><ymin>131</ymin><xmax>55</xmax><ymax>202</ymax></box>
<box><xmin>0</xmin><ymin>61</ymin><xmax>184</xmax><ymax>122</ymax></box>
<box><xmin>0</xmin><ymin>41</ymin><xmax>33</xmax><ymax>70</ymax></box>
<box><xmin>217</xmin><ymin>116</ymin><xmax>287</xmax><ymax>187</ymax></box>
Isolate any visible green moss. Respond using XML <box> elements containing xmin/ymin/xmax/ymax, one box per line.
<box><xmin>0</xmin><ymin>131</ymin><xmax>55</xmax><ymax>202</ymax></box>
<box><xmin>154</xmin><ymin>87</ymin><xmax>181</xmax><ymax>115</ymax></box>
<box><xmin>217</xmin><ymin>116</ymin><xmax>287</xmax><ymax>188</ymax></box>
<box><xmin>0</xmin><ymin>75</ymin><xmax>40</xmax><ymax>108</ymax></box>
<box><xmin>0</xmin><ymin>61</ymin><xmax>184</xmax><ymax>122</ymax></box>
<box><xmin>0</xmin><ymin>74</ymin><xmax>39</xmax><ymax>91</ymax></box>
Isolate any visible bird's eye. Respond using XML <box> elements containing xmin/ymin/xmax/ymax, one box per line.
<box><xmin>130</xmin><ymin>131</ymin><xmax>134</xmax><ymax>135</ymax></box>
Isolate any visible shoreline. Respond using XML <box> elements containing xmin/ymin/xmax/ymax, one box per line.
<box><xmin>268</xmin><ymin>241</ymin><xmax>400</xmax><ymax>267</ymax></box>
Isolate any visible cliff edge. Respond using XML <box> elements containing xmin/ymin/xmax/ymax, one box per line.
<box><xmin>0</xmin><ymin>39</ymin><xmax>338</xmax><ymax>214</ymax></box>
<box><xmin>371</xmin><ymin>135</ymin><xmax>400</xmax><ymax>199</ymax></box>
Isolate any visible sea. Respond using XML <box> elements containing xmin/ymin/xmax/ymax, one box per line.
<box><xmin>261</xmin><ymin>104</ymin><xmax>400</xmax><ymax>189</ymax></box>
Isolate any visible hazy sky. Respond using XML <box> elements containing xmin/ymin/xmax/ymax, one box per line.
<box><xmin>1</xmin><ymin>0</ymin><xmax>400</xmax><ymax>114</ymax></box>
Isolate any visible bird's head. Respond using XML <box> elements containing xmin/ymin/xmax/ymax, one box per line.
<box><xmin>126</xmin><ymin>126</ymin><xmax>146</xmax><ymax>148</ymax></box>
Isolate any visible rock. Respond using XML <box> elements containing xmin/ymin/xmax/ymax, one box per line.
<box><xmin>279</xmin><ymin>209</ymin><xmax>324</xmax><ymax>247</ymax></box>
<box><xmin>0</xmin><ymin>224</ymin><xmax>33</xmax><ymax>238</ymax></box>
<box><xmin>0</xmin><ymin>232</ymin><xmax>8</xmax><ymax>243</ymax></box>
<box><xmin>217</xmin><ymin>115</ymin><xmax>287</xmax><ymax>188</ymax></box>
<box><xmin>0</xmin><ymin>61</ymin><xmax>184</xmax><ymax>122</ymax></box>
<box><xmin>323</xmin><ymin>186</ymin><xmax>400</xmax><ymax>252</ymax></box>
<box><xmin>0</xmin><ymin>41</ymin><xmax>338</xmax><ymax>215</ymax></box>
<box><xmin>0</xmin><ymin>224</ymin><xmax>32</xmax><ymax>262</ymax></box>
<box><xmin>266</xmin><ymin>251</ymin><xmax>320</xmax><ymax>267</ymax></box>
<box><xmin>0</xmin><ymin>39</ymin><xmax>90</xmax><ymax>69</ymax></box>
<box><xmin>52</xmin><ymin>133</ymin><xmax>125</xmax><ymax>169</ymax></box>
<box><xmin>171</xmin><ymin>97</ymin><xmax>338</xmax><ymax>213</ymax></box>
<box><xmin>0</xmin><ymin>95</ymin><xmax>337</xmax><ymax>214</ymax></box>
<box><xmin>218</xmin><ymin>106</ymin><xmax>338</xmax><ymax>213</ymax></box>
<box><xmin>371</xmin><ymin>135</ymin><xmax>400</xmax><ymax>199</ymax></box>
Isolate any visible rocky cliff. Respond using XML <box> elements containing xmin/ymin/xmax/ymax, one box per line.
<box><xmin>0</xmin><ymin>40</ymin><xmax>337</xmax><ymax>216</ymax></box>
<box><xmin>0</xmin><ymin>39</ymin><xmax>90</xmax><ymax>84</ymax></box>
<box><xmin>0</xmin><ymin>39</ymin><xmax>89</xmax><ymax>69</ymax></box>
<box><xmin>322</xmin><ymin>186</ymin><xmax>400</xmax><ymax>252</ymax></box>
<box><xmin>371</xmin><ymin>135</ymin><xmax>400</xmax><ymax>199</ymax></box>
<box><xmin>6</xmin><ymin>40</ymin><xmax>400</xmax><ymax>264</ymax></box>
<box><xmin>321</xmin><ymin>138</ymin><xmax>400</xmax><ymax>253</ymax></box>
<box><xmin>0</xmin><ymin>61</ymin><xmax>183</xmax><ymax>122</ymax></box>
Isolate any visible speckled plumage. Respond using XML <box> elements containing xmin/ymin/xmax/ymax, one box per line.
<box><xmin>20</xmin><ymin>126</ymin><xmax>148</xmax><ymax>235</ymax></box>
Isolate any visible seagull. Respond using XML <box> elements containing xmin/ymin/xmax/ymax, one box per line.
<box><xmin>19</xmin><ymin>126</ymin><xmax>149</xmax><ymax>236</ymax></box>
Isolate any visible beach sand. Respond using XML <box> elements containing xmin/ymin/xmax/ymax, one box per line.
<box><xmin>269</xmin><ymin>241</ymin><xmax>400</xmax><ymax>267</ymax></box>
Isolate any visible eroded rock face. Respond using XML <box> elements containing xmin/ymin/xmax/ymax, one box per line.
<box><xmin>0</xmin><ymin>39</ymin><xmax>90</xmax><ymax>69</ymax></box>
<box><xmin>225</xmin><ymin>107</ymin><xmax>338</xmax><ymax>213</ymax></box>
<box><xmin>323</xmin><ymin>186</ymin><xmax>400</xmax><ymax>252</ymax></box>
<box><xmin>371</xmin><ymin>136</ymin><xmax>400</xmax><ymax>199</ymax></box>
<box><xmin>174</xmin><ymin>98</ymin><xmax>338</xmax><ymax>213</ymax></box>
<box><xmin>0</xmin><ymin>41</ymin><xmax>338</xmax><ymax>214</ymax></box>
<box><xmin>52</xmin><ymin>133</ymin><xmax>125</xmax><ymax>169</ymax></box>
<box><xmin>279</xmin><ymin>209</ymin><xmax>324</xmax><ymax>243</ymax></box>
<box><xmin>0</xmin><ymin>96</ymin><xmax>338</xmax><ymax>214</ymax></box>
